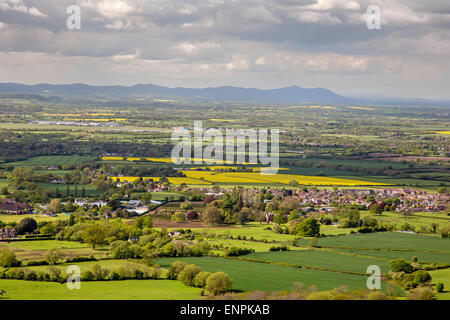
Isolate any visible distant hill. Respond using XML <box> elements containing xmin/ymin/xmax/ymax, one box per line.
<box><xmin>0</xmin><ymin>83</ymin><xmax>347</xmax><ymax>104</ymax></box>
<box><xmin>0</xmin><ymin>83</ymin><xmax>448</xmax><ymax>106</ymax></box>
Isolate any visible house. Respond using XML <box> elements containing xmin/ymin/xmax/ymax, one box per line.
<box><xmin>0</xmin><ymin>199</ymin><xmax>33</xmax><ymax>215</ymax></box>
<box><xmin>128</xmin><ymin>237</ymin><xmax>140</xmax><ymax>243</ymax></box>
<box><xmin>168</xmin><ymin>231</ymin><xmax>182</xmax><ymax>238</ymax></box>
<box><xmin>92</xmin><ymin>200</ymin><xmax>108</xmax><ymax>207</ymax></box>
<box><xmin>0</xmin><ymin>227</ymin><xmax>18</xmax><ymax>239</ymax></box>
<box><xmin>50</xmin><ymin>179</ymin><xmax>66</xmax><ymax>184</ymax></box>
<box><xmin>75</xmin><ymin>199</ymin><xmax>88</xmax><ymax>207</ymax></box>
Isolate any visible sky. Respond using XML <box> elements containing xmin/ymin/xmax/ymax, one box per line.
<box><xmin>0</xmin><ymin>0</ymin><xmax>449</xmax><ymax>99</ymax></box>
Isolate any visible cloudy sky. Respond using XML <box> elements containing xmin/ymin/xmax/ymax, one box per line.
<box><xmin>0</xmin><ymin>0</ymin><xmax>449</xmax><ymax>99</ymax></box>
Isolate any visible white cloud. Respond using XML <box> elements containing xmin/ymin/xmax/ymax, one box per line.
<box><xmin>302</xmin><ymin>0</ymin><xmax>361</xmax><ymax>11</ymax></box>
<box><xmin>80</xmin><ymin>0</ymin><xmax>136</xmax><ymax>19</ymax></box>
<box><xmin>174</xmin><ymin>42</ymin><xmax>221</xmax><ymax>54</ymax></box>
<box><xmin>0</xmin><ymin>0</ymin><xmax>46</xmax><ymax>17</ymax></box>
<box><xmin>226</xmin><ymin>55</ymin><xmax>250</xmax><ymax>71</ymax></box>
<box><xmin>290</xmin><ymin>11</ymin><xmax>342</xmax><ymax>24</ymax></box>
<box><xmin>255</xmin><ymin>56</ymin><xmax>266</xmax><ymax>65</ymax></box>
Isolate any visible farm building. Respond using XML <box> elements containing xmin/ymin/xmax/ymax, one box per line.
<box><xmin>0</xmin><ymin>199</ymin><xmax>33</xmax><ymax>215</ymax></box>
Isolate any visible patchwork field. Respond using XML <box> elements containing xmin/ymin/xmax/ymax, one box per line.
<box><xmin>156</xmin><ymin>256</ymin><xmax>373</xmax><ymax>292</ymax></box>
<box><xmin>111</xmin><ymin>172</ymin><xmax>390</xmax><ymax>186</ymax></box>
<box><xmin>296</xmin><ymin>232</ymin><xmax>450</xmax><ymax>252</ymax></box>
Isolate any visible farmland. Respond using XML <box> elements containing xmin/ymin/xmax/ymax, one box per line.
<box><xmin>0</xmin><ymin>279</ymin><xmax>202</xmax><ymax>300</ymax></box>
<box><xmin>111</xmin><ymin>171</ymin><xmax>390</xmax><ymax>187</ymax></box>
<box><xmin>6</xmin><ymin>155</ymin><xmax>96</xmax><ymax>167</ymax></box>
<box><xmin>245</xmin><ymin>250</ymin><xmax>392</xmax><ymax>274</ymax></box>
<box><xmin>295</xmin><ymin>232</ymin><xmax>450</xmax><ymax>252</ymax></box>
<box><xmin>156</xmin><ymin>256</ymin><xmax>373</xmax><ymax>292</ymax></box>
<box><xmin>0</xmin><ymin>95</ymin><xmax>448</xmax><ymax>301</ymax></box>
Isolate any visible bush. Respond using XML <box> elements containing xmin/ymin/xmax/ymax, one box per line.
<box><xmin>296</xmin><ymin>217</ymin><xmax>320</xmax><ymax>237</ymax></box>
<box><xmin>186</xmin><ymin>210</ymin><xmax>199</xmax><ymax>221</ymax></box>
<box><xmin>436</xmin><ymin>282</ymin><xmax>444</xmax><ymax>293</ymax></box>
<box><xmin>167</xmin><ymin>261</ymin><xmax>188</xmax><ymax>280</ymax></box>
<box><xmin>110</xmin><ymin>271</ymin><xmax>120</xmax><ymax>281</ymax></box>
<box><xmin>367</xmin><ymin>291</ymin><xmax>387</xmax><ymax>300</ymax></box>
<box><xmin>92</xmin><ymin>264</ymin><xmax>110</xmax><ymax>280</ymax></box>
<box><xmin>224</xmin><ymin>247</ymin><xmax>255</xmax><ymax>257</ymax></box>
<box><xmin>24</xmin><ymin>270</ymin><xmax>37</xmax><ymax>281</ymax></box>
<box><xmin>193</xmin><ymin>271</ymin><xmax>211</xmax><ymax>288</ymax></box>
<box><xmin>407</xmin><ymin>287</ymin><xmax>435</xmax><ymax>300</ymax></box>
<box><xmin>269</xmin><ymin>245</ymin><xmax>288</xmax><ymax>252</ymax></box>
<box><xmin>47</xmin><ymin>266</ymin><xmax>62</xmax><ymax>281</ymax></box>
<box><xmin>0</xmin><ymin>248</ymin><xmax>20</xmax><ymax>267</ymax></box>
<box><xmin>440</xmin><ymin>225</ymin><xmax>450</xmax><ymax>238</ymax></box>
<box><xmin>357</xmin><ymin>226</ymin><xmax>374</xmax><ymax>233</ymax></box>
<box><xmin>110</xmin><ymin>240</ymin><xmax>142</xmax><ymax>259</ymax></box>
<box><xmin>178</xmin><ymin>264</ymin><xmax>201</xmax><ymax>286</ymax></box>
<box><xmin>271</xmin><ymin>223</ymin><xmax>283</xmax><ymax>234</ymax></box>
<box><xmin>44</xmin><ymin>250</ymin><xmax>65</xmax><ymax>265</ymax></box>
<box><xmin>17</xmin><ymin>218</ymin><xmax>38</xmax><ymax>235</ymax></box>
<box><xmin>413</xmin><ymin>270</ymin><xmax>432</xmax><ymax>285</ymax></box>
<box><xmin>65</xmin><ymin>256</ymin><xmax>98</xmax><ymax>263</ymax></box>
<box><xmin>205</xmin><ymin>272</ymin><xmax>233</xmax><ymax>295</ymax></box>
<box><xmin>390</xmin><ymin>259</ymin><xmax>414</xmax><ymax>274</ymax></box>
<box><xmin>83</xmin><ymin>270</ymin><xmax>95</xmax><ymax>281</ymax></box>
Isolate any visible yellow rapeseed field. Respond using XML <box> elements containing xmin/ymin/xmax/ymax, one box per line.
<box><xmin>102</xmin><ymin>156</ymin><xmax>124</xmax><ymax>161</ymax></box>
<box><xmin>146</xmin><ymin>157</ymin><xmax>255</xmax><ymax>165</ymax></box>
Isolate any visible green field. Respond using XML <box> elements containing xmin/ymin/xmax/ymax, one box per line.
<box><xmin>0</xmin><ymin>214</ymin><xmax>69</xmax><ymax>224</ymax></box>
<box><xmin>192</xmin><ymin>223</ymin><xmax>296</xmax><ymax>242</ymax></box>
<box><xmin>4</xmin><ymin>259</ymin><xmax>146</xmax><ymax>274</ymax></box>
<box><xmin>361</xmin><ymin>211</ymin><xmax>450</xmax><ymax>230</ymax></box>
<box><xmin>336</xmin><ymin>249</ymin><xmax>450</xmax><ymax>265</ymax></box>
<box><xmin>0</xmin><ymin>279</ymin><xmax>201</xmax><ymax>300</ymax></box>
<box><xmin>296</xmin><ymin>232</ymin><xmax>450</xmax><ymax>252</ymax></box>
<box><xmin>429</xmin><ymin>269</ymin><xmax>450</xmax><ymax>300</ymax></box>
<box><xmin>6</xmin><ymin>155</ymin><xmax>96</xmax><ymax>167</ymax></box>
<box><xmin>1</xmin><ymin>240</ymin><xmax>89</xmax><ymax>251</ymax></box>
<box><xmin>206</xmin><ymin>238</ymin><xmax>294</xmax><ymax>253</ymax></box>
<box><xmin>156</xmin><ymin>256</ymin><xmax>373</xmax><ymax>292</ymax></box>
<box><xmin>0</xmin><ymin>240</ymin><xmax>106</xmax><ymax>261</ymax></box>
<box><xmin>36</xmin><ymin>183</ymin><xmax>101</xmax><ymax>196</ymax></box>
<box><xmin>246</xmin><ymin>249</ymin><xmax>391</xmax><ymax>274</ymax></box>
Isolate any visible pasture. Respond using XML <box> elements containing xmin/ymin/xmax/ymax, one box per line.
<box><xmin>0</xmin><ymin>240</ymin><xmax>106</xmax><ymax>261</ymax></box>
<box><xmin>0</xmin><ymin>279</ymin><xmax>201</xmax><ymax>300</ymax></box>
<box><xmin>6</xmin><ymin>155</ymin><xmax>96</xmax><ymax>167</ymax></box>
<box><xmin>361</xmin><ymin>211</ymin><xmax>450</xmax><ymax>230</ymax></box>
<box><xmin>429</xmin><ymin>269</ymin><xmax>450</xmax><ymax>300</ymax></box>
<box><xmin>296</xmin><ymin>232</ymin><xmax>450</xmax><ymax>252</ymax></box>
<box><xmin>156</xmin><ymin>256</ymin><xmax>376</xmax><ymax>292</ymax></box>
<box><xmin>5</xmin><ymin>259</ymin><xmax>145</xmax><ymax>274</ymax></box>
<box><xmin>336</xmin><ymin>249</ymin><xmax>450</xmax><ymax>265</ymax></box>
<box><xmin>246</xmin><ymin>249</ymin><xmax>391</xmax><ymax>274</ymax></box>
<box><xmin>0</xmin><ymin>214</ymin><xmax>69</xmax><ymax>224</ymax></box>
<box><xmin>36</xmin><ymin>183</ymin><xmax>102</xmax><ymax>196</ymax></box>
